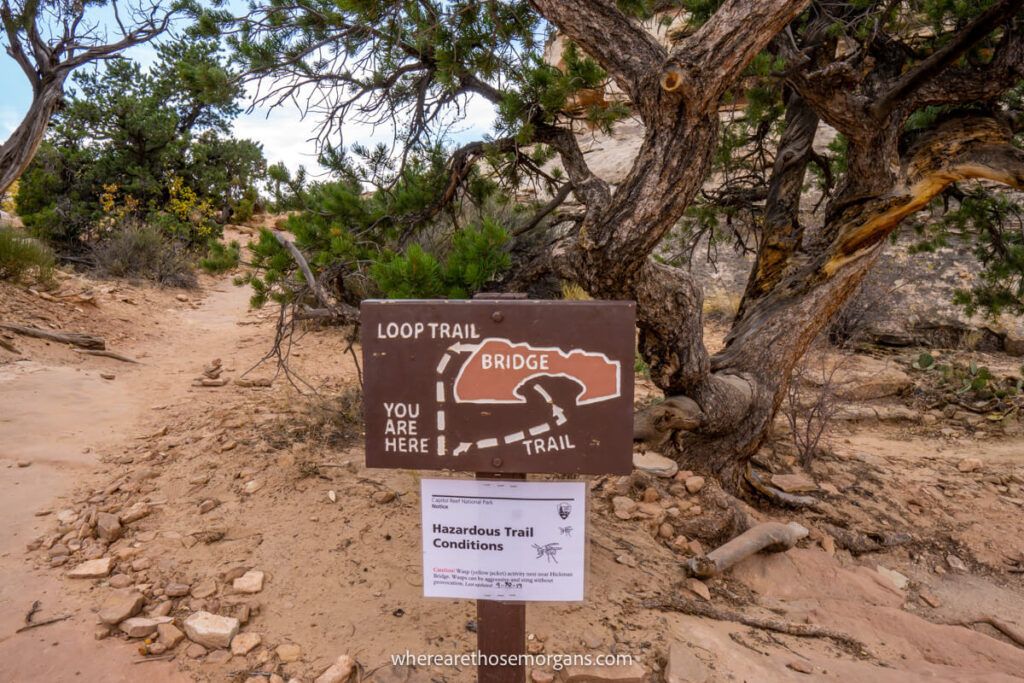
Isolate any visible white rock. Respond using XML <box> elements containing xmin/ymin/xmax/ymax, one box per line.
<box><xmin>182</xmin><ymin>611</ymin><xmax>240</xmax><ymax>649</ymax></box>
<box><xmin>233</xmin><ymin>570</ymin><xmax>265</xmax><ymax>594</ymax></box>
<box><xmin>877</xmin><ymin>565</ymin><xmax>909</xmax><ymax>591</ymax></box>
<box><xmin>632</xmin><ymin>451</ymin><xmax>678</xmax><ymax>478</ymax></box>
<box><xmin>243</xmin><ymin>480</ymin><xmax>264</xmax><ymax>494</ymax></box>
<box><xmin>68</xmin><ymin>557</ymin><xmax>113</xmax><ymax>578</ymax></box>
<box><xmin>315</xmin><ymin>654</ymin><xmax>357</xmax><ymax>683</ymax></box>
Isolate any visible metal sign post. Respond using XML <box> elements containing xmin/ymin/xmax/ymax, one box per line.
<box><xmin>361</xmin><ymin>298</ymin><xmax>635</xmax><ymax>682</ymax></box>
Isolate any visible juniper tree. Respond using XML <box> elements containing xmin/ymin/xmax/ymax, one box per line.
<box><xmin>221</xmin><ymin>0</ymin><xmax>1024</xmax><ymax>495</ymax></box>
<box><xmin>0</xmin><ymin>0</ymin><xmax>182</xmax><ymax>194</ymax></box>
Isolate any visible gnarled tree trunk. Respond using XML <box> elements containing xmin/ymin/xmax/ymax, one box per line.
<box><xmin>662</xmin><ymin>115</ymin><xmax>1024</xmax><ymax>490</ymax></box>
<box><xmin>0</xmin><ymin>78</ymin><xmax>64</xmax><ymax>196</ymax></box>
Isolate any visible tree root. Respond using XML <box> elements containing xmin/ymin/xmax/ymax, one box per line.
<box><xmin>820</xmin><ymin>523</ymin><xmax>912</xmax><ymax>555</ymax></box>
<box><xmin>673</xmin><ymin>480</ymin><xmax>751</xmax><ymax>548</ymax></box>
<box><xmin>15</xmin><ymin>614</ymin><xmax>71</xmax><ymax>633</ymax></box>
<box><xmin>745</xmin><ymin>464</ymin><xmax>819</xmax><ymax>508</ymax></box>
<box><xmin>687</xmin><ymin>521</ymin><xmax>809</xmax><ymax>578</ymax></box>
<box><xmin>0</xmin><ymin>323</ymin><xmax>105</xmax><ymax>350</ymax></box>
<box><xmin>643</xmin><ymin>596</ymin><xmax>870</xmax><ymax>655</ymax></box>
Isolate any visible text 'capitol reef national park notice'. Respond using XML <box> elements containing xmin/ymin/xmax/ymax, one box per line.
<box><xmin>420</xmin><ymin>479</ymin><xmax>586</xmax><ymax>601</ymax></box>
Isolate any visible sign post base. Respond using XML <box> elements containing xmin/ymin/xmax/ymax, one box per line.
<box><xmin>476</xmin><ymin>471</ymin><xmax>526</xmax><ymax>683</ymax></box>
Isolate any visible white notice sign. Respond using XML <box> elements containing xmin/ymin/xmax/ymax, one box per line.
<box><xmin>420</xmin><ymin>478</ymin><xmax>586</xmax><ymax>601</ymax></box>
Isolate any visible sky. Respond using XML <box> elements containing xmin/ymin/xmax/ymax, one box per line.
<box><xmin>0</xmin><ymin>12</ymin><xmax>497</xmax><ymax>181</ymax></box>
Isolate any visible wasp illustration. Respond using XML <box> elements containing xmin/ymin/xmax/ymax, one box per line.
<box><xmin>533</xmin><ymin>542</ymin><xmax>562</xmax><ymax>563</ymax></box>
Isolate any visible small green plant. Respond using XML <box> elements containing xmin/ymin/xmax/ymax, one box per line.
<box><xmin>0</xmin><ymin>227</ymin><xmax>54</xmax><ymax>282</ymax></box>
<box><xmin>200</xmin><ymin>240</ymin><xmax>241</xmax><ymax>274</ymax></box>
<box><xmin>634</xmin><ymin>350</ymin><xmax>649</xmax><ymax>378</ymax></box>
<box><xmin>911</xmin><ymin>352</ymin><xmax>935</xmax><ymax>369</ymax></box>
<box><xmin>911</xmin><ymin>354</ymin><xmax>1021</xmax><ymax>399</ymax></box>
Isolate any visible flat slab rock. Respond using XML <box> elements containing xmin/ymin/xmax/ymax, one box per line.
<box><xmin>770</xmin><ymin>472</ymin><xmax>818</xmax><ymax>493</ymax></box>
<box><xmin>182</xmin><ymin>611</ymin><xmax>240</xmax><ymax>649</ymax></box>
<box><xmin>98</xmin><ymin>591</ymin><xmax>145</xmax><ymax>625</ymax></box>
<box><xmin>67</xmin><ymin>557</ymin><xmax>113</xmax><ymax>578</ymax></box>
<box><xmin>233</xmin><ymin>570</ymin><xmax>265</xmax><ymax>594</ymax></box>
<box><xmin>120</xmin><ymin>616</ymin><xmax>172</xmax><ymax>638</ymax></box>
<box><xmin>562</xmin><ymin>663</ymin><xmax>648</xmax><ymax>682</ymax></box>
<box><xmin>632</xmin><ymin>451</ymin><xmax>678</xmax><ymax>478</ymax></box>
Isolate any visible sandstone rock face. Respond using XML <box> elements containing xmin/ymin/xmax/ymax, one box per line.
<box><xmin>807</xmin><ymin>355</ymin><xmax>913</xmax><ymax>401</ymax></box>
<box><xmin>1006</xmin><ymin>334</ymin><xmax>1024</xmax><ymax>357</ymax></box>
<box><xmin>182</xmin><ymin>611</ymin><xmax>240</xmax><ymax>649</ymax></box>
<box><xmin>771</xmin><ymin>473</ymin><xmax>818</xmax><ymax>493</ymax></box>
<box><xmin>665</xmin><ymin>642</ymin><xmax>710</xmax><ymax>683</ymax></box>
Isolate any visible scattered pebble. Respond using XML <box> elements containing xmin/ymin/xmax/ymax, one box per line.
<box><xmin>276</xmin><ymin>643</ymin><xmax>302</xmax><ymax>663</ymax></box>
<box><xmin>231</xmin><ymin>632</ymin><xmax>262</xmax><ymax>656</ymax></box>
<box><xmin>233</xmin><ymin>570</ymin><xmax>265</xmax><ymax>594</ymax></box>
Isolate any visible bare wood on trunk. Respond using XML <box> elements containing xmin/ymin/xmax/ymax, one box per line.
<box><xmin>272</xmin><ymin>231</ymin><xmax>331</xmax><ymax>308</ymax></box>
<box><xmin>0</xmin><ymin>323</ymin><xmax>105</xmax><ymax>350</ymax></box>
<box><xmin>686</xmin><ymin>521</ymin><xmax>809</xmax><ymax>578</ymax></box>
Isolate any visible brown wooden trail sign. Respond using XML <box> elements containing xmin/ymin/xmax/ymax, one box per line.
<box><xmin>361</xmin><ymin>298</ymin><xmax>636</xmax><ymax>683</ymax></box>
<box><xmin>361</xmin><ymin>299</ymin><xmax>636</xmax><ymax>475</ymax></box>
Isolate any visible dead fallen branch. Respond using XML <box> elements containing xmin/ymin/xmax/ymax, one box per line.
<box><xmin>0</xmin><ymin>323</ymin><xmax>105</xmax><ymax>350</ymax></box>
<box><xmin>820</xmin><ymin>523</ymin><xmax>912</xmax><ymax>555</ymax></box>
<box><xmin>15</xmin><ymin>614</ymin><xmax>72</xmax><ymax>632</ymax></box>
<box><xmin>968</xmin><ymin>616</ymin><xmax>1024</xmax><ymax>649</ymax></box>
<box><xmin>687</xmin><ymin>521</ymin><xmax>808</xmax><ymax>578</ymax></box>
<box><xmin>643</xmin><ymin>596</ymin><xmax>869</xmax><ymax>654</ymax></box>
<box><xmin>74</xmin><ymin>348</ymin><xmax>140</xmax><ymax>364</ymax></box>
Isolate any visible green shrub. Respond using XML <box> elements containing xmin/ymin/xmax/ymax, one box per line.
<box><xmin>92</xmin><ymin>224</ymin><xmax>196</xmax><ymax>288</ymax></box>
<box><xmin>370</xmin><ymin>219</ymin><xmax>511</xmax><ymax>299</ymax></box>
<box><xmin>200</xmin><ymin>239</ymin><xmax>241</xmax><ymax>274</ymax></box>
<box><xmin>0</xmin><ymin>228</ymin><xmax>54</xmax><ymax>282</ymax></box>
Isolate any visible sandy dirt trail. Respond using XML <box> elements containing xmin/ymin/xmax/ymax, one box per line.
<box><xmin>0</xmin><ymin>279</ymin><xmax>251</xmax><ymax>682</ymax></box>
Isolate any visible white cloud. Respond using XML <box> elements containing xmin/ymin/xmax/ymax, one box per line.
<box><xmin>0</xmin><ymin>107</ymin><xmax>19</xmax><ymax>140</ymax></box>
